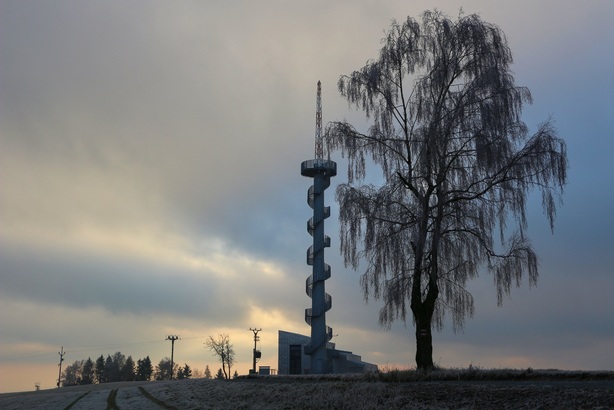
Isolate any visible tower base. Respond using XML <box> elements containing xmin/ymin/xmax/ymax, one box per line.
<box><xmin>277</xmin><ymin>330</ymin><xmax>378</xmax><ymax>375</ymax></box>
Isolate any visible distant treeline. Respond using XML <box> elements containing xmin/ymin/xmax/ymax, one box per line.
<box><xmin>61</xmin><ymin>351</ymin><xmax>209</xmax><ymax>386</ymax></box>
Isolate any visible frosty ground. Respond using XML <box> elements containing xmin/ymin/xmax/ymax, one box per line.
<box><xmin>2</xmin><ymin>371</ymin><xmax>614</xmax><ymax>409</ymax></box>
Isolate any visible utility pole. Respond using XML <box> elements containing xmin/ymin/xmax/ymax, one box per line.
<box><xmin>57</xmin><ymin>346</ymin><xmax>65</xmax><ymax>388</ymax></box>
<box><xmin>166</xmin><ymin>335</ymin><xmax>180</xmax><ymax>380</ymax></box>
<box><xmin>249</xmin><ymin>328</ymin><xmax>262</xmax><ymax>374</ymax></box>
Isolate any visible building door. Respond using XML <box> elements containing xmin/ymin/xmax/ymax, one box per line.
<box><xmin>289</xmin><ymin>345</ymin><xmax>302</xmax><ymax>374</ymax></box>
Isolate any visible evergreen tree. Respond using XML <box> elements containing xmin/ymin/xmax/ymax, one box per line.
<box><xmin>182</xmin><ymin>363</ymin><xmax>192</xmax><ymax>379</ymax></box>
<box><xmin>108</xmin><ymin>352</ymin><xmax>125</xmax><ymax>382</ymax></box>
<box><xmin>95</xmin><ymin>355</ymin><xmax>106</xmax><ymax>383</ymax></box>
<box><xmin>136</xmin><ymin>356</ymin><xmax>153</xmax><ymax>381</ymax></box>
<box><xmin>104</xmin><ymin>355</ymin><xmax>115</xmax><ymax>382</ymax></box>
<box><xmin>215</xmin><ymin>368</ymin><xmax>224</xmax><ymax>380</ymax></box>
<box><xmin>121</xmin><ymin>355</ymin><xmax>136</xmax><ymax>381</ymax></box>
<box><xmin>81</xmin><ymin>357</ymin><xmax>94</xmax><ymax>385</ymax></box>
<box><xmin>204</xmin><ymin>365</ymin><xmax>212</xmax><ymax>379</ymax></box>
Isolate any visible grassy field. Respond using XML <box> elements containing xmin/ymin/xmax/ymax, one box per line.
<box><xmin>1</xmin><ymin>368</ymin><xmax>613</xmax><ymax>409</ymax></box>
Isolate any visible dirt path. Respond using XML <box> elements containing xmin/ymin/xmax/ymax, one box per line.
<box><xmin>0</xmin><ymin>381</ymin><xmax>176</xmax><ymax>410</ymax></box>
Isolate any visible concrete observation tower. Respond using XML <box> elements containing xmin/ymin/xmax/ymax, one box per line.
<box><xmin>301</xmin><ymin>81</ymin><xmax>337</xmax><ymax>374</ymax></box>
<box><xmin>276</xmin><ymin>83</ymin><xmax>375</xmax><ymax>375</ymax></box>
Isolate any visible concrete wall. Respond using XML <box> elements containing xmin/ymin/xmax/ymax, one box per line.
<box><xmin>278</xmin><ymin>330</ymin><xmax>378</xmax><ymax>375</ymax></box>
<box><xmin>278</xmin><ymin>330</ymin><xmax>311</xmax><ymax>375</ymax></box>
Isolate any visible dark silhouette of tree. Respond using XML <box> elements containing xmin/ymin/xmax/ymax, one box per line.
<box><xmin>177</xmin><ymin>363</ymin><xmax>192</xmax><ymax>380</ymax></box>
<box><xmin>104</xmin><ymin>355</ymin><xmax>114</xmax><ymax>382</ymax></box>
<box><xmin>102</xmin><ymin>352</ymin><xmax>125</xmax><ymax>382</ymax></box>
<box><xmin>155</xmin><ymin>357</ymin><xmax>178</xmax><ymax>381</ymax></box>
<box><xmin>60</xmin><ymin>352</ymin><xmax>140</xmax><ymax>384</ymax></box>
<box><xmin>62</xmin><ymin>360</ymin><xmax>83</xmax><ymax>386</ymax></box>
<box><xmin>121</xmin><ymin>355</ymin><xmax>136</xmax><ymax>381</ymax></box>
<box><xmin>136</xmin><ymin>356</ymin><xmax>154</xmax><ymax>381</ymax></box>
<box><xmin>325</xmin><ymin>10</ymin><xmax>568</xmax><ymax>370</ymax></box>
<box><xmin>95</xmin><ymin>355</ymin><xmax>106</xmax><ymax>383</ymax></box>
<box><xmin>81</xmin><ymin>357</ymin><xmax>94</xmax><ymax>385</ymax></box>
<box><xmin>204</xmin><ymin>364</ymin><xmax>212</xmax><ymax>379</ymax></box>
<box><xmin>215</xmin><ymin>368</ymin><xmax>224</xmax><ymax>380</ymax></box>
<box><xmin>205</xmin><ymin>334</ymin><xmax>235</xmax><ymax>380</ymax></box>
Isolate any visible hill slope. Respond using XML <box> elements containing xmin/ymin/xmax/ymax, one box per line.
<box><xmin>1</xmin><ymin>373</ymin><xmax>614</xmax><ymax>409</ymax></box>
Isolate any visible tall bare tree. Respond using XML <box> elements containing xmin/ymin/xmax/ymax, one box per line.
<box><xmin>204</xmin><ymin>334</ymin><xmax>235</xmax><ymax>379</ymax></box>
<box><xmin>325</xmin><ymin>10</ymin><xmax>568</xmax><ymax>370</ymax></box>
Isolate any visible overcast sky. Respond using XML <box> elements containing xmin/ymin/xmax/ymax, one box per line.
<box><xmin>1</xmin><ymin>0</ymin><xmax>613</xmax><ymax>393</ymax></box>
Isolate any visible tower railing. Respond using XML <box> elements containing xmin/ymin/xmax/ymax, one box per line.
<box><xmin>301</xmin><ymin>159</ymin><xmax>337</xmax><ymax>178</ymax></box>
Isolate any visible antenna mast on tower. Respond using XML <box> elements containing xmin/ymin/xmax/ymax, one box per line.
<box><xmin>315</xmin><ymin>80</ymin><xmax>323</xmax><ymax>159</ymax></box>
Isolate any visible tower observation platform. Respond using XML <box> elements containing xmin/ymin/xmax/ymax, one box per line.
<box><xmin>300</xmin><ymin>159</ymin><xmax>337</xmax><ymax>177</ymax></box>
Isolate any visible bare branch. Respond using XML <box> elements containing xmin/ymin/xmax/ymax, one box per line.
<box><xmin>326</xmin><ymin>10</ymin><xmax>568</xmax><ymax>370</ymax></box>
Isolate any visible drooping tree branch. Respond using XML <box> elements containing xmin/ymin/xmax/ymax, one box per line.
<box><xmin>325</xmin><ymin>10</ymin><xmax>568</xmax><ymax>370</ymax></box>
